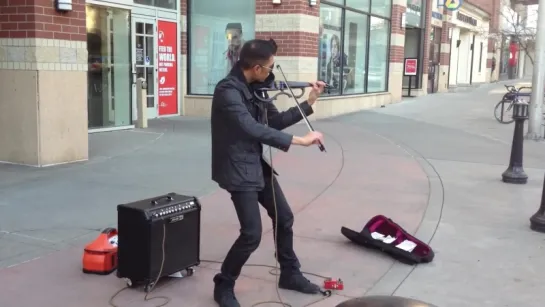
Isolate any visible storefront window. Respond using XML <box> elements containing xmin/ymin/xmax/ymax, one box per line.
<box><xmin>188</xmin><ymin>0</ymin><xmax>255</xmax><ymax>95</ymax></box>
<box><xmin>403</xmin><ymin>28</ymin><xmax>422</xmax><ymax>88</ymax></box>
<box><xmin>500</xmin><ymin>36</ymin><xmax>510</xmax><ymax>74</ymax></box>
<box><xmin>319</xmin><ymin>1</ymin><xmax>391</xmax><ymax>95</ymax></box>
<box><xmin>371</xmin><ymin>0</ymin><xmax>391</xmax><ymax>17</ymax></box>
<box><xmin>319</xmin><ymin>5</ymin><xmax>343</xmax><ymax>94</ymax></box>
<box><xmin>86</xmin><ymin>5</ymin><xmax>132</xmax><ymax>129</ymax></box>
<box><xmin>134</xmin><ymin>0</ymin><xmax>176</xmax><ymax>10</ymax></box>
<box><xmin>406</xmin><ymin>0</ymin><xmax>423</xmax><ymax>28</ymax></box>
<box><xmin>368</xmin><ymin>17</ymin><xmax>389</xmax><ymax>92</ymax></box>
<box><xmin>345</xmin><ymin>0</ymin><xmax>369</xmax><ymax>12</ymax></box>
<box><xmin>343</xmin><ymin>11</ymin><xmax>368</xmax><ymax>94</ymax></box>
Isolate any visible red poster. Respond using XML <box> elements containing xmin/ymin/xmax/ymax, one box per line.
<box><xmin>157</xmin><ymin>21</ymin><xmax>178</xmax><ymax>116</ymax></box>
<box><xmin>404</xmin><ymin>58</ymin><xmax>418</xmax><ymax>76</ymax></box>
<box><xmin>509</xmin><ymin>42</ymin><xmax>518</xmax><ymax>67</ymax></box>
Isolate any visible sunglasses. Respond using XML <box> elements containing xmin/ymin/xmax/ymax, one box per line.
<box><xmin>259</xmin><ymin>63</ymin><xmax>274</xmax><ymax>72</ymax></box>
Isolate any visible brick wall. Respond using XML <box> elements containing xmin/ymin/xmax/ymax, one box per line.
<box><xmin>255</xmin><ymin>0</ymin><xmax>319</xmax><ymax>57</ymax></box>
<box><xmin>0</xmin><ymin>0</ymin><xmax>86</xmax><ymax>40</ymax></box>
<box><xmin>256</xmin><ymin>0</ymin><xmax>319</xmax><ymax>16</ymax></box>
<box><xmin>439</xmin><ymin>9</ymin><xmax>452</xmax><ymax>65</ymax></box>
<box><xmin>390</xmin><ymin>4</ymin><xmax>406</xmax><ymax>63</ymax></box>
<box><xmin>466</xmin><ymin>0</ymin><xmax>501</xmax><ymax>68</ymax></box>
<box><xmin>255</xmin><ymin>31</ymin><xmax>318</xmax><ymax>57</ymax></box>
<box><xmin>468</xmin><ymin>0</ymin><xmax>500</xmax><ymax>28</ymax></box>
<box><xmin>181</xmin><ymin>0</ymin><xmax>187</xmax><ymax>54</ymax></box>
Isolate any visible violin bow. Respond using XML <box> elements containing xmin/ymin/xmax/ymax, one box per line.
<box><xmin>275</xmin><ymin>64</ymin><xmax>326</xmax><ymax>152</ymax></box>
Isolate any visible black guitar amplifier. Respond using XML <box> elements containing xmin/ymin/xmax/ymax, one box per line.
<box><xmin>116</xmin><ymin>193</ymin><xmax>201</xmax><ymax>289</ymax></box>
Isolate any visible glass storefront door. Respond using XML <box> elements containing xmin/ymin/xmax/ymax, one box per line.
<box><xmin>131</xmin><ymin>17</ymin><xmax>157</xmax><ymax>119</ymax></box>
<box><xmin>86</xmin><ymin>5</ymin><xmax>132</xmax><ymax>129</ymax></box>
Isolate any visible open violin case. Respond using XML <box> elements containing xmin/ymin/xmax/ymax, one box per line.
<box><xmin>341</xmin><ymin>215</ymin><xmax>434</xmax><ymax>265</ymax></box>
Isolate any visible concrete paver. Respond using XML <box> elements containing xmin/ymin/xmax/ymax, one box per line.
<box><xmin>2</xmin><ymin>80</ymin><xmax>541</xmax><ymax>307</ymax></box>
<box><xmin>334</xmin><ymin>80</ymin><xmax>545</xmax><ymax>306</ymax></box>
<box><xmin>0</xmin><ymin>118</ymin><xmax>434</xmax><ymax>307</ymax></box>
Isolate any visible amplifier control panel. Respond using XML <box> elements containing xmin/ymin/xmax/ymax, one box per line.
<box><xmin>150</xmin><ymin>200</ymin><xmax>197</xmax><ymax>218</ymax></box>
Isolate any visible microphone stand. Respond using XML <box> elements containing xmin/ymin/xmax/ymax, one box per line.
<box><xmin>275</xmin><ymin>64</ymin><xmax>326</xmax><ymax>152</ymax></box>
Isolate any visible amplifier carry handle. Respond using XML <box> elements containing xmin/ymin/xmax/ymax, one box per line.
<box><xmin>101</xmin><ymin>227</ymin><xmax>117</xmax><ymax>235</ymax></box>
<box><xmin>151</xmin><ymin>195</ymin><xmax>174</xmax><ymax>206</ymax></box>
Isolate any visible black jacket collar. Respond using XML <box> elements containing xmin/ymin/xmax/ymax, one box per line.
<box><xmin>228</xmin><ymin>62</ymin><xmax>275</xmax><ymax>92</ymax></box>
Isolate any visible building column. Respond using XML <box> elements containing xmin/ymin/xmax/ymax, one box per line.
<box><xmin>420</xmin><ymin>0</ymin><xmax>433</xmax><ymax>93</ymax></box>
<box><xmin>180</xmin><ymin>0</ymin><xmax>191</xmax><ymax>114</ymax></box>
<box><xmin>438</xmin><ymin>8</ymin><xmax>452</xmax><ymax>92</ymax></box>
<box><xmin>488</xmin><ymin>0</ymin><xmax>500</xmax><ymax>82</ymax></box>
<box><xmin>389</xmin><ymin>0</ymin><xmax>406</xmax><ymax>102</ymax></box>
<box><xmin>0</xmin><ymin>1</ymin><xmax>89</xmax><ymax>167</ymax></box>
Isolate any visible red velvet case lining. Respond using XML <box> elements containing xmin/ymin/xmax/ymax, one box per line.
<box><xmin>367</xmin><ymin>216</ymin><xmax>431</xmax><ymax>258</ymax></box>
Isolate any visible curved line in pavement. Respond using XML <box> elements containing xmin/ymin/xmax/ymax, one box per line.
<box><xmin>373</xmin><ymin>134</ymin><xmax>446</xmax><ymax>296</ymax></box>
<box><xmin>328</xmin><ymin>120</ymin><xmax>446</xmax><ymax>296</ymax></box>
<box><xmin>262</xmin><ymin>130</ymin><xmax>346</xmax><ymax>236</ymax></box>
<box><xmin>292</xmin><ymin>129</ymin><xmax>346</xmax><ymax>215</ymax></box>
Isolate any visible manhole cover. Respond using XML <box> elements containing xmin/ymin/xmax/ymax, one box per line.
<box><xmin>335</xmin><ymin>296</ymin><xmax>438</xmax><ymax>307</ymax></box>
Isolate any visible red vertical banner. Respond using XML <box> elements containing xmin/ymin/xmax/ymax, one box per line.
<box><xmin>157</xmin><ymin>20</ymin><xmax>178</xmax><ymax>116</ymax></box>
<box><xmin>509</xmin><ymin>42</ymin><xmax>518</xmax><ymax>67</ymax></box>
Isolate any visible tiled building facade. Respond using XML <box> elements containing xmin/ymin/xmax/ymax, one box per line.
<box><xmin>0</xmin><ymin>0</ymin><xmax>503</xmax><ymax>167</ymax></box>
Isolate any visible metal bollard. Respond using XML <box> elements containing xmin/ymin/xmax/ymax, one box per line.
<box><xmin>502</xmin><ymin>100</ymin><xmax>529</xmax><ymax>184</ymax></box>
<box><xmin>136</xmin><ymin>77</ymin><xmax>148</xmax><ymax>128</ymax></box>
<box><xmin>335</xmin><ymin>296</ymin><xmax>439</xmax><ymax>307</ymax></box>
<box><xmin>530</xmin><ymin>173</ymin><xmax>545</xmax><ymax>233</ymax></box>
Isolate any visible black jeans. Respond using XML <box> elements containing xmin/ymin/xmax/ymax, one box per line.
<box><xmin>218</xmin><ymin>172</ymin><xmax>301</xmax><ymax>284</ymax></box>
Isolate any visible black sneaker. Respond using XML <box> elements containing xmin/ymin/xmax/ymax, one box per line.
<box><xmin>278</xmin><ymin>272</ymin><xmax>321</xmax><ymax>294</ymax></box>
<box><xmin>213</xmin><ymin>274</ymin><xmax>241</xmax><ymax>307</ymax></box>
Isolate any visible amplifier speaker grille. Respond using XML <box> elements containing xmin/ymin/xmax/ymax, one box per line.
<box><xmin>116</xmin><ymin>193</ymin><xmax>201</xmax><ymax>287</ymax></box>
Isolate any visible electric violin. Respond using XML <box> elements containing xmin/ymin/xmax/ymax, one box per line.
<box><xmin>254</xmin><ymin>64</ymin><xmax>328</xmax><ymax>152</ymax></box>
<box><xmin>254</xmin><ymin>81</ymin><xmax>331</xmax><ymax>103</ymax></box>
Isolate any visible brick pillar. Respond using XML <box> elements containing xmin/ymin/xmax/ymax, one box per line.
<box><xmin>421</xmin><ymin>0</ymin><xmax>432</xmax><ymax>94</ymax></box>
<box><xmin>180</xmin><ymin>0</ymin><xmax>187</xmax><ymax>56</ymax></box>
<box><xmin>389</xmin><ymin>0</ymin><xmax>406</xmax><ymax>102</ymax></box>
<box><xmin>0</xmin><ymin>0</ymin><xmax>88</xmax><ymax>166</ymax></box>
<box><xmin>437</xmin><ymin>8</ymin><xmax>453</xmax><ymax>92</ymax></box>
<box><xmin>254</xmin><ymin>0</ymin><xmax>322</xmax><ymax>116</ymax></box>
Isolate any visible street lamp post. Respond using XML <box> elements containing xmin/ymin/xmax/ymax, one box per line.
<box><xmin>502</xmin><ymin>100</ymin><xmax>529</xmax><ymax>184</ymax></box>
<box><xmin>530</xmin><ymin>174</ymin><xmax>545</xmax><ymax>233</ymax></box>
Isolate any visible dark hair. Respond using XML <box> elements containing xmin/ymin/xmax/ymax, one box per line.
<box><xmin>225</xmin><ymin>23</ymin><xmax>242</xmax><ymax>32</ymax></box>
<box><xmin>239</xmin><ymin>39</ymin><xmax>275</xmax><ymax>69</ymax></box>
<box><xmin>269</xmin><ymin>38</ymin><xmax>277</xmax><ymax>54</ymax></box>
<box><xmin>330</xmin><ymin>34</ymin><xmax>340</xmax><ymax>52</ymax></box>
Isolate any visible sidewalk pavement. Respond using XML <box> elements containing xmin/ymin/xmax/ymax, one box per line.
<box><xmin>333</xmin><ymin>80</ymin><xmax>545</xmax><ymax>307</ymax></box>
<box><xmin>0</xmin><ymin>117</ymin><xmax>435</xmax><ymax>307</ymax></box>
<box><xmin>1</xmin><ymin>80</ymin><xmax>544</xmax><ymax>307</ymax></box>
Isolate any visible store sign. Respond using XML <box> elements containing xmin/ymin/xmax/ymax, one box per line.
<box><xmin>404</xmin><ymin>58</ymin><xmax>418</xmax><ymax>76</ymax></box>
<box><xmin>432</xmin><ymin>12</ymin><xmax>443</xmax><ymax>20</ymax></box>
<box><xmin>406</xmin><ymin>0</ymin><xmax>423</xmax><ymax>27</ymax></box>
<box><xmin>437</xmin><ymin>0</ymin><xmax>463</xmax><ymax>11</ymax></box>
<box><xmin>456</xmin><ymin>12</ymin><xmax>477</xmax><ymax>26</ymax></box>
<box><xmin>157</xmin><ymin>20</ymin><xmax>178</xmax><ymax>116</ymax></box>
